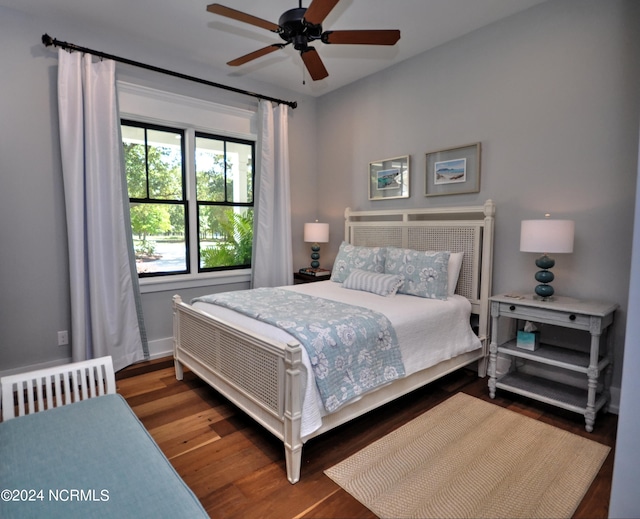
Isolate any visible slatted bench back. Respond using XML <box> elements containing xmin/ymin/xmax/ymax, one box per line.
<box><xmin>1</xmin><ymin>356</ymin><xmax>116</xmax><ymax>420</ymax></box>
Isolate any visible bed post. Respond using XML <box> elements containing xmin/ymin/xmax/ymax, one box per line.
<box><xmin>477</xmin><ymin>199</ymin><xmax>496</xmax><ymax>377</ymax></box>
<box><xmin>283</xmin><ymin>342</ymin><xmax>304</xmax><ymax>484</ymax></box>
<box><xmin>344</xmin><ymin>207</ymin><xmax>352</xmax><ymax>244</ymax></box>
<box><xmin>172</xmin><ymin>295</ymin><xmax>184</xmax><ymax>381</ymax></box>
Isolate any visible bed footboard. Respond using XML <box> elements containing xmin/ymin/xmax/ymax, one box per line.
<box><xmin>172</xmin><ymin>295</ymin><xmax>304</xmax><ymax>483</ymax></box>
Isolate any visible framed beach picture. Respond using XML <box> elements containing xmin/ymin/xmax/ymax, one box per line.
<box><xmin>369</xmin><ymin>155</ymin><xmax>410</xmax><ymax>200</ymax></box>
<box><xmin>425</xmin><ymin>143</ymin><xmax>481</xmax><ymax>196</ymax></box>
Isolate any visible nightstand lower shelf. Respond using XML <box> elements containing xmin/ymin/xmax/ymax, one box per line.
<box><xmin>496</xmin><ymin>372</ymin><xmax>607</xmax><ymax>416</ymax></box>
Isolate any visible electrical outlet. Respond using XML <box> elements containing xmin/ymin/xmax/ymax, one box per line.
<box><xmin>57</xmin><ymin>330</ymin><xmax>69</xmax><ymax>346</ymax></box>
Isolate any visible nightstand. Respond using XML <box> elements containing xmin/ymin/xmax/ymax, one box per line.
<box><xmin>488</xmin><ymin>294</ymin><xmax>618</xmax><ymax>432</ymax></box>
<box><xmin>293</xmin><ymin>271</ymin><xmax>331</xmax><ymax>284</ymax></box>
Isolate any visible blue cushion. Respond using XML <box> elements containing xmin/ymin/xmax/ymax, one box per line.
<box><xmin>384</xmin><ymin>247</ymin><xmax>450</xmax><ymax>299</ymax></box>
<box><xmin>0</xmin><ymin>394</ymin><xmax>209</xmax><ymax>519</ymax></box>
<box><xmin>330</xmin><ymin>242</ymin><xmax>386</xmax><ymax>283</ymax></box>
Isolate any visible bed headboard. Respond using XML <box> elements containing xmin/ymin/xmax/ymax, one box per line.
<box><xmin>344</xmin><ymin>200</ymin><xmax>496</xmax><ymax>344</ymax></box>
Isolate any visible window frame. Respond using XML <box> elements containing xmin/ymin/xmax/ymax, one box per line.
<box><xmin>195</xmin><ymin>131</ymin><xmax>255</xmax><ymax>274</ymax></box>
<box><xmin>123</xmin><ymin>119</ymin><xmax>190</xmax><ymax>278</ymax></box>
<box><xmin>117</xmin><ymin>81</ymin><xmax>258</xmax><ymax>292</ymax></box>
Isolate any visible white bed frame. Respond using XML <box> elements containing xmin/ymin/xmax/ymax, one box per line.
<box><xmin>173</xmin><ymin>200</ymin><xmax>495</xmax><ymax>484</ymax></box>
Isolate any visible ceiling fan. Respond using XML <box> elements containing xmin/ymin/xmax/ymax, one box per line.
<box><xmin>207</xmin><ymin>0</ymin><xmax>401</xmax><ymax>81</ymax></box>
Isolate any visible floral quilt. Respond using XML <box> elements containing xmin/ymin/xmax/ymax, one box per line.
<box><xmin>193</xmin><ymin>288</ymin><xmax>405</xmax><ymax>413</ymax></box>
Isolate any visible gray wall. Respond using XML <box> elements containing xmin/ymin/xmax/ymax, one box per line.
<box><xmin>314</xmin><ymin>0</ymin><xmax>640</xmax><ymax>395</ymax></box>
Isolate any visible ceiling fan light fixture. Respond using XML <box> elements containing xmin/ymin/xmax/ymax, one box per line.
<box><xmin>293</xmin><ymin>34</ymin><xmax>308</xmax><ymax>51</ymax></box>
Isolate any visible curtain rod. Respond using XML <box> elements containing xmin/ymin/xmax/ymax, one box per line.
<box><xmin>41</xmin><ymin>34</ymin><xmax>297</xmax><ymax>109</ymax></box>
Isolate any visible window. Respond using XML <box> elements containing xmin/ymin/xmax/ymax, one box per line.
<box><xmin>122</xmin><ymin>121</ymin><xmax>255</xmax><ymax>277</ymax></box>
<box><xmin>195</xmin><ymin>132</ymin><xmax>254</xmax><ymax>272</ymax></box>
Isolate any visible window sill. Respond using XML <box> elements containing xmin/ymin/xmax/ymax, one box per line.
<box><xmin>139</xmin><ymin>269</ymin><xmax>251</xmax><ymax>294</ymax></box>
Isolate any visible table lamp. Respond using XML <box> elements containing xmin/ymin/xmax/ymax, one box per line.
<box><xmin>520</xmin><ymin>216</ymin><xmax>574</xmax><ymax>300</ymax></box>
<box><xmin>304</xmin><ymin>222</ymin><xmax>329</xmax><ymax>269</ymax></box>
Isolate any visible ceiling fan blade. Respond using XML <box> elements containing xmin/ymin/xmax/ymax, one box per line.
<box><xmin>303</xmin><ymin>0</ymin><xmax>341</xmax><ymax>26</ymax></box>
<box><xmin>300</xmin><ymin>47</ymin><xmax>329</xmax><ymax>81</ymax></box>
<box><xmin>323</xmin><ymin>29</ymin><xmax>401</xmax><ymax>45</ymax></box>
<box><xmin>227</xmin><ymin>44</ymin><xmax>285</xmax><ymax>66</ymax></box>
<box><xmin>207</xmin><ymin>4</ymin><xmax>280</xmax><ymax>32</ymax></box>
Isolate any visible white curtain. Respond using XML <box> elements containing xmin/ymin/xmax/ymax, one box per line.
<box><xmin>57</xmin><ymin>49</ymin><xmax>147</xmax><ymax>371</ymax></box>
<box><xmin>252</xmin><ymin>101</ymin><xmax>293</xmax><ymax>287</ymax></box>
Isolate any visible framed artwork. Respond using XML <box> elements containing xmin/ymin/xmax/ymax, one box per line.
<box><xmin>369</xmin><ymin>155</ymin><xmax>410</xmax><ymax>200</ymax></box>
<box><xmin>425</xmin><ymin>143</ymin><xmax>481</xmax><ymax>197</ymax></box>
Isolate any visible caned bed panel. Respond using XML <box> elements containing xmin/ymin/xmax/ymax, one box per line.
<box><xmin>406</xmin><ymin>224</ymin><xmax>482</xmax><ymax>302</ymax></box>
<box><xmin>177</xmin><ymin>309</ymin><xmax>283</xmax><ymax>416</ymax></box>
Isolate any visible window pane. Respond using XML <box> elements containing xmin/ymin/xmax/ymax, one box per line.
<box><xmin>199</xmin><ymin>206</ymin><xmax>253</xmax><ymax>270</ymax></box>
<box><xmin>146</xmin><ymin>129</ymin><xmax>183</xmax><ymax>200</ymax></box>
<box><xmin>122</xmin><ymin>125</ymin><xmax>147</xmax><ymax>199</ymax></box>
<box><xmin>195</xmin><ymin>136</ymin><xmax>226</xmax><ymax>202</ymax></box>
<box><xmin>226</xmin><ymin>140</ymin><xmax>253</xmax><ymax>203</ymax></box>
<box><xmin>130</xmin><ymin>202</ymin><xmax>187</xmax><ymax>275</ymax></box>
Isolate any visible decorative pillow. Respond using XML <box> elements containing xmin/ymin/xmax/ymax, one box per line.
<box><xmin>384</xmin><ymin>247</ymin><xmax>450</xmax><ymax>299</ymax></box>
<box><xmin>330</xmin><ymin>242</ymin><xmax>386</xmax><ymax>283</ymax></box>
<box><xmin>448</xmin><ymin>252</ymin><xmax>464</xmax><ymax>296</ymax></box>
<box><xmin>342</xmin><ymin>270</ymin><xmax>404</xmax><ymax>297</ymax></box>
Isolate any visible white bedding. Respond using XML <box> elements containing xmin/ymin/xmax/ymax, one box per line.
<box><xmin>192</xmin><ymin>280</ymin><xmax>481</xmax><ymax>438</ymax></box>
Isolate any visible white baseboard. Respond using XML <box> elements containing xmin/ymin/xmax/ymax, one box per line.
<box><xmin>609</xmin><ymin>386</ymin><xmax>621</xmax><ymax>414</ymax></box>
<box><xmin>147</xmin><ymin>336</ymin><xmax>173</xmax><ymax>360</ymax></box>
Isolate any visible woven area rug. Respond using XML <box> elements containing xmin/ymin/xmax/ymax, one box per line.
<box><xmin>325</xmin><ymin>393</ymin><xmax>610</xmax><ymax>519</ymax></box>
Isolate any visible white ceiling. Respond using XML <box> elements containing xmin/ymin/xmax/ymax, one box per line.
<box><xmin>2</xmin><ymin>0</ymin><xmax>547</xmax><ymax>96</ymax></box>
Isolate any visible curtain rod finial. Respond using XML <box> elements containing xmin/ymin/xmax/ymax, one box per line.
<box><xmin>42</xmin><ymin>34</ymin><xmax>54</xmax><ymax>47</ymax></box>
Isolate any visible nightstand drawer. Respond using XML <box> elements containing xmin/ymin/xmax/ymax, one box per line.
<box><xmin>498</xmin><ymin>302</ymin><xmax>590</xmax><ymax>329</ymax></box>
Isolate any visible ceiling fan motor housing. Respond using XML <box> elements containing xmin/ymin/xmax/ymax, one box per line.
<box><xmin>278</xmin><ymin>7</ymin><xmax>322</xmax><ymax>50</ymax></box>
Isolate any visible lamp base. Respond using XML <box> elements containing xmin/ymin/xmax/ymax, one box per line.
<box><xmin>310</xmin><ymin>243</ymin><xmax>320</xmax><ymax>269</ymax></box>
<box><xmin>533</xmin><ymin>254</ymin><xmax>555</xmax><ymax>301</ymax></box>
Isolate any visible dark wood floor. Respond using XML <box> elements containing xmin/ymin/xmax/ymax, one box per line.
<box><xmin>116</xmin><ymin>358</ymin><xmax>617</xmax><ymax>519</ymax></box>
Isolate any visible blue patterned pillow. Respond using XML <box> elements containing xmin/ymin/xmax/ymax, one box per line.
<box><xmin>330</xmin><ymin>242</ymin><xmax>386</xmax><ymax>283</ymax></box>
<box><xmin>384</xmin><ymin>247</ymin><xmax>450</xmax><ymax>299</ymax></box>
<box><xmin>342</xmin><ymin>270</ymin><xmax>404</xmax><ymax>297</ymax></box>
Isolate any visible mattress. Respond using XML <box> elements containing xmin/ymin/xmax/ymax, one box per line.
<box><xmin>0</xmin><ymin>394</ymin><xmax>209</xmax><ymax>519</ymax></box>
<box><xmin>192</xmin><ymin>280</ymin><xmax>481</xmax><ymax>438</ymax></box>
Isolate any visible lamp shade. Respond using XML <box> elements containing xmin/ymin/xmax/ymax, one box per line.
<box><xmin>520</xmin><ymin>219</ymin><xmax>575</xmax><ymax>253</ymax></box>
<box><xmin>304</xmin><ymin>222</ymin><xmax>329</xmax><ymax>243</ymax></box>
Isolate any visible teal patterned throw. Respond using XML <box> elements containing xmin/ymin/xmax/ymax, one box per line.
<box><xmin>193</xmin><ymin>288</ymin><xmax>405</xmax><ymax>413</ymax></box>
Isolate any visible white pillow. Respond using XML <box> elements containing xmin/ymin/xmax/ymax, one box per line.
<box><xmin>342</xmin><ymin>270</ymin><xmax>404</xmax><ymax>297</ymax></box>
<box><xmin>448</xmin><ymin>252</ymin><xmax>464</xmax><ymax>296</ymax></box>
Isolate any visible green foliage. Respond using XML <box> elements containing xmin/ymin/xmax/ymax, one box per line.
<box><xmin>123</xmin><ymin>141</ymin><xmax>182</xmax><ymax>200</ymax></box>
<box><xmin>134</xmin><ymin>240</ymin><xmax>157</xmax><ymax>258</ymax></box>
<box><xmin>129</xmin><ymin>204</ymin><xmax>172</xmax><ymax>241</ymax></box>
<box><xmin>124</xmin><ymin>134</ymin><xmax>183</xmax><ymax>242</ymax></box>
<box><xmin>196</xmin><ymin>152</ymin><xmax>228</xmax><ymax>202</ymax></box>
<box><xmin>200</xmin><ymin>209</ymin><xmax>253</xmax><ymax>269</ymax></box>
